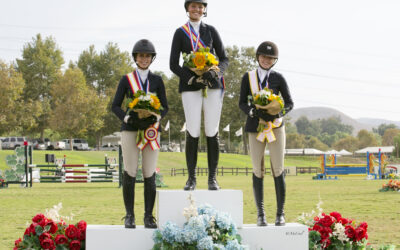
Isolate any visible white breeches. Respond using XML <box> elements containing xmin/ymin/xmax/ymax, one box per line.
<box><xmin>121</xmin><ymin>131</ymin><xmax>160</xmax><ymax>178</ymax></box>
<box><xmin>181</xmin><ymin>89</ymin><xmax>224</xmax><ymax>137</ymax></box>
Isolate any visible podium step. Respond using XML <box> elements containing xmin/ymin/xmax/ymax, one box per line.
<box><xmin>157</xmin><ymin>190</ymin><xmax>243</xmax><ymax>228</ymax></box>
<box><xmin>238</xmin><ymin>223</ymin><xmax>308</xmax><ymax>250</ymax></box>
<box><xmin>86</xmin><ymin>223</ymin><xmax>308</xmax><ymax>250</ymax></box>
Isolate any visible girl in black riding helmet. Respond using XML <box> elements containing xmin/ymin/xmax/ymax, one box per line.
<box><xmin>112</xmin><ymin>39</ymin><xmax>168</xmax><ymax>229</ymax></box>
<box><xmin>239</xmin><ymin>41</ymin><xmax>294</xmax><ymax>227</ymax></box>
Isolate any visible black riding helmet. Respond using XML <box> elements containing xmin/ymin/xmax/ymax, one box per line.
<box><xmin>132</xmin><ymin>39</ymin><xmax>156</xmax><ymax>62</ymax></box>
<box><xmin>184</xmin><ymin>0</ymin><xmax>208</xmax><ymax>17</ymax></box>
<box><xmin>256</xmin><ymin>41</ymin><xmax>279</xmax><ymax>59</ymax></box>
<box><xmin>256</xmin><ymin>41</ymin><xmax>279</xmax><ymax>69</ymax></box>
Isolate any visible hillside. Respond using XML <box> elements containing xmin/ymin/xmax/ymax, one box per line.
<box><xmin>286</xmin><ymin>107</ymin><xmax>373</xmax><ymax>134</ymax></box>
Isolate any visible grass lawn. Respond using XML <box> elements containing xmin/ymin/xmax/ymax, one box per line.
<box><xmin>0</xmin><ymin>150</ymin><xmax>399</xmax><ymax>249</ymax></box>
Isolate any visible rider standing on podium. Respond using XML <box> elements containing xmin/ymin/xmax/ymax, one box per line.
<box><xmin>170</xmin><ymin>0</ymin><xmax>229</xmax><ymax>191</ymax></box>
<box><xmin>239</xmin><ymin>41</ymin><xmax>293</xmax><ymax>226</ymax></box>
<box><xmin>112</xmin><ymin>39</ymin><xmax>168</xmax><ymax>229</ymax></box>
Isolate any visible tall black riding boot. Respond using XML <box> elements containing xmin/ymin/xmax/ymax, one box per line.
<box><xmin>207</xmin><ymin>134</ymin><xmax>220</xmax><ymax>190</ymax></box>
<box><xmin>184</xmin><ymin>132</ymin><xmax>198</xmax><ymax>191</ymax></box>
<box><xmin>144</xmin><ymin>173</ymin><xmax>157</xmax><ymax>228</ymax></box>
<box><xmin>122</xmin><ymin>171</ymin><xmax>136</xmax><ymax>228</ymax></box>
<box><xmin>253</xmin><ymin>174</ymin><xmax>267</xmax><ymax>226</ymax></box>
<box><xmin>274</xmin><ymin>173</ymin><xmax>286</xmax><ymax>226</ymax></box>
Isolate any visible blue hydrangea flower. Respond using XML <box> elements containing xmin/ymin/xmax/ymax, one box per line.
<box><xmin>152</xmin><ymin>229</ymin><xmax>163</xmax><ymax>244</ymax></box>
<box><xmin>213</xmin><ymin>243</ymin><xmax>226</xmax><ymax>250</ymax></box>
<box><xmin>181</xmin><ymin>227</ymin><xmax>199</xmax><ymax>244</ymax></box>
<box><xmin>215</xmin><ymin>212</ymin><xmax>233</xmax><ymax>230</ymax></box>
<box><xmin>226</xmin><ymin>239</ymin><xmax>247</xmax><ymax>250</ymax></box>
<box><xmin>160</xmin><ymin>221</ymin><xmax>180</xmax><ymax>243</ymax></box>
<box><xmin>198</xmin><ymin>236</ymin><xmax>214</xmax><ymax>250</ymax></box>
<box><xmin>198</xmin><ymin>204</ymin><xmax>217</xmax><ymax>217</ymax></box>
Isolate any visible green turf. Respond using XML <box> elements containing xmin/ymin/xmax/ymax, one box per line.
<box><xmin>0</xmin><ymin>150</ymin><xmax>398</xmax><ymax>249</ymax></box>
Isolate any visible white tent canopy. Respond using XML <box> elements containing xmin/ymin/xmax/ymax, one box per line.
<box><xmin>354</xmin><ymin>146</ymin><xmax>394</xmax><ymax>154</ymax></box>
<box><xmin>338</xmin><ymin>149</ymin><xmax>352</xmax><ymax>156</ymax></box>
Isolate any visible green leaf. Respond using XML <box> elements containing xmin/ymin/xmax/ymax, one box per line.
<box><xmin>35</xmin><ymin>225</ymin><xmax>43</xmax><ymax>236</ymax></box>
<box><xmin>56</xmin><ymin>245</ymin><xmax>69</xmax><ymax>250</ymax></box>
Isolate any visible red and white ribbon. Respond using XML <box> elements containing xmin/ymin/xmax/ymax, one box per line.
<box><xmin>137</xmin><ymin>122</ymin><xmax>160</xmax><ymax>150</ymax></box>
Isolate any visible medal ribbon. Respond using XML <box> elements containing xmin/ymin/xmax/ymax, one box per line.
<box><xmin>180</xmin><ymin>22</ymin><xmax>205</xmax><ymax>51</ymax></box>
<box><xmin>134</xmin><ymin>70</ymin><xmax>149</xmax><ymax>93</ymax></box>
<box><xmin>126</xmin><ymin>72</ymin><xmax>141</xmax><ymax>94</ymax></box>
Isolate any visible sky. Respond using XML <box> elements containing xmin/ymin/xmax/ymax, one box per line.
<box><xmin>1</xmin><ymin>0</ymin><xmax>400</xmax><ymax>122</ymax></box>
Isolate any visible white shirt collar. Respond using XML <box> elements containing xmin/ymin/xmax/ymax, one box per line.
<box><xmin>257</xmin><ymin>67</ymin><xmax>270</xmax><ymax>83</ymax></box>
<box><xmin>189</xmin><ymin>20</ymin><xmax>201</xmax><ymax>34</ymax></box>
<box><xmin>137</xmin><ymin>68</ymin><xmax>149</xmax><ymax>82</ymax></box>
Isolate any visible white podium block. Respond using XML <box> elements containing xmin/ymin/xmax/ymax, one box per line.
<box><xmin>156</xmin><ymin>190</ymin><xmax>243</xmax><ymax>228</ymax></box>
<box><xmin>239</xmin><ymin>223</ymin><xmax>308</xmax><ymax>250</ymax></box>
<box><xmin>86</xmin><ymin>225</ymin><xmax>155</xmax><ymax>250</ymax></box>
<box><xmin>86</xmin><ymin>223</ymin><xmax>308</xmax><ymax>250</ymax></box>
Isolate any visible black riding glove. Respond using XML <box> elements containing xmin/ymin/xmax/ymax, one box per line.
<box><xmin>190</xmin><ymin>76</ymin><xmax>207</xmax><ymax>90</ymax></box>
<box><xmin>127</xmin><ymin>111</ymin><xmax>139</xmax><ymax>127</ymax></box>
<box><xmin>182</xmin><ymin>67</ymin><xmax>197</xmax><ymax>84</ymax></box>
<box><xmin>202</xmin><ymin>70</ymin><xmax>219</xmax><ymax>88</ymax></box>
<box><xmin>137</xmin><ymin>115</ymin><xmax>157</xmax><ymax>130</ymax></box>
<box><xmin>254</xmin><ymin>109</ymin><xmax>278</xmax><ymax>122</ymax></box>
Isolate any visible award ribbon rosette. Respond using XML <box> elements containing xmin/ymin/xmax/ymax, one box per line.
<box><xmin>137</xmin><ymin>122</ymin><xmax>160</xmax><ymax>150</ymax></box>
<box><xmin>248</xmin><ymin>70</ymin><xmax>285</xmax><ymax>143</ymax></box>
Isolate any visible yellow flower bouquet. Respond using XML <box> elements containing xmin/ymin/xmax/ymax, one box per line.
<box><xmin>251</xmin><ymin>88</ymin><xmax>285</xmax><ymax>132</ymax></box>
<box><xmin>182</xmin><ymin>47</ymin><xmax>220</xmax><ymax>97</ymax></box>
<box><xmin>126</xmin><ymin>90</ymin><xmax>163</xmax><ymax>142</ymax></box>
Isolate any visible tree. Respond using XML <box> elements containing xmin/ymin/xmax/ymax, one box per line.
<box><xmin>0</xmin><ymin>61</ymin><xmax>39</xmax><ymax>135</ymax></box>
<box><xmin>318</xmin><ymin>131</ymin><xmax>348</xmax><ymax>147</ymax></box>
<box><xmin>394</xmin><ymin>134</ymin><xmax>400</xmax><ymax>158</ymax></box>
<box><xmin>357</xmin><ymin>129</ymin><xmax>378</xmax><ymax>149</ymax></box>
<box><xmin>295</xmin><ymin>116</ymin><xmax>321</xmax><ymax>136</ymax></box>
<box><xmin>49</xmin><ymin>67</ymin><xmax>107</xmax><ymax>150</ymax></box>
<box><xmin>160</xmin><ymin>74</ymin><xmax>185</xmax><ymax>148</ymax></box>
<box><xmin>320</xmin><ymin>116</ymin><xmax>353</xmax><ymax>135</ymax></box>
<box><xmin>284</xmin><ymin>117</ymin><xmax>297</xmax><ymax>134</ymax></box>
<box><xmin>286</xmin><ymin>133</ymin><xmax>305</xmax><ymax>149</ymax></box>
<box><xmin>304</xmin><ymin>136</ymin><xmax>329</xmax><ymax>151</ymax></box>
<box><xmin>16</xmin><ymin>34</ymin><xmax>64</xmax><ymax>138</ymax></box>
<box><xmin>220</xmin><ymin>46</ymin><xmax>257</xmax><ymax>154</ymax></box>
<box><xmin>332</xmin><ymin>135</ymin><xmax>359</xmax><ymax>152</ymax></box>
<box><xmin>382</xmin><ymin>128</ymin><xmax>400</xmax><ymax>146</ymax></box>
<box><xmin>77</xmin><ymin>43</ymin><xmax>133</xmax><ymax>146</ymax></box>
<box><xmin>373</xmin><ymin>123</ymin><xmax>398</xmax><ymax>136</ymax></box>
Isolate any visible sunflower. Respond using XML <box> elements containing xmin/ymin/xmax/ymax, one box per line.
<box><xmin>193</xmin><ymin>52</ymin><xmax>206</xmax><ymax>69</ymax></box>
<box><xmin>150</xmin><ymin>95</ymin><xmax>161</xmax><ymax>110</ymax></box>
<box><xmin>128</xmin><ymin>98</ymin><xmax>139</xmax><ymax>109</ymax></box>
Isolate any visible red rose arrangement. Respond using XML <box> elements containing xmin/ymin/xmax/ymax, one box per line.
<box><xmin>308</xmin><ymin>211</ymin><xmax>368</xmax><ymax>249</ymax></box>
<box><xmin>14</xmin><ymin>213</ymin><xmax>87</xmax><ymax>250</ymax></box>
